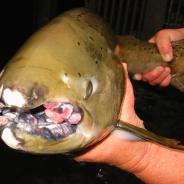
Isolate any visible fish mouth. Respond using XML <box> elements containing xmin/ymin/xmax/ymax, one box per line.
<box><xmin>0</xmin><ymin>101</ymin><xmax>84</xmax><ymax>143</ymax></box>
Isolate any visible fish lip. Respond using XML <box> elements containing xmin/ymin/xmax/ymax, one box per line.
<box><xmin>0</xmin><ymin>101</ymin><xmax>84</xmax><ymax>141</ymax></box>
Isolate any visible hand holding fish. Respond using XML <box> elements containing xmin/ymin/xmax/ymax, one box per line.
<box><xmin>76</xmin><ymin>63</ymin><xmax>184</xmax><ymax>184</ymax></box>
<box><xmin>119</xmin><ymin>28</ymin><xmax>184</xmax><ymax>92</ymax></box>
<box><xmin>149</xmin><ymin>28</ymin><xmax>184</xmax><ymax>61</ymax></box>
<box><xmin>132</xmin><ymin>28</ymin><xmax>184</xmax><ymax>87</ymax></box>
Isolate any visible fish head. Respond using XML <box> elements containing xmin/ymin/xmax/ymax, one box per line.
<box><xmin>0</xmin><ymin>8</ymin><xmax>124</xmax><ymax>154</ymax></box>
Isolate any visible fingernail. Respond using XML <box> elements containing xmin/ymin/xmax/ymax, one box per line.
<box><xmin>163</xmin><ymin>54</ymin><xmax>172</xmax><ymax>62</ymax></box>
<box><xmin>133</xmin><ymin>74</ymin><xmax>142</xmax><ymax>80</ymax></box>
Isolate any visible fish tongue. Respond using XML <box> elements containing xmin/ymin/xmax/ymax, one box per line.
<box><xmin>44</xmin><ymin>109</ymin><xmax>66</xmax><ymax>123</ymax></box>
<box><xmin>44</xmin><ymin>102</ymin><xmax>74</xmax><ymax>123</ymax></box>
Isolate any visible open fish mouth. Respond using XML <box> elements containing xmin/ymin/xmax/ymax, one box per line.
<box><xmin>0</xmin><ymin>101</ymin><xmax>83</xmax><ymax>140</ymax></box>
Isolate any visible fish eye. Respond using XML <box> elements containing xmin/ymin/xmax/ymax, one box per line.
<box><xmin>84</xmin><ymin>80</ymin><xmax>93</xmax><ymax>100</ymax></box>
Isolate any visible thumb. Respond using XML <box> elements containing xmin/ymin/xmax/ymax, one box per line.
<box><xmin>148</xmin><ymin>36</ymin><xmax>156</xmax><ymax>44</ymax></box>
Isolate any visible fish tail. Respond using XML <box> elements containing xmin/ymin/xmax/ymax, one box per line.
<box><xmin>115</xmin><ymin>121</ymin><xmax>184</xmax><ymax>151</ymax></box>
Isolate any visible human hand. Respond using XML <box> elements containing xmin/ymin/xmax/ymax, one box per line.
<box><xmin>75</xmin><ymin>62</ymin><xmax>147</xmax><ymax>170</ymax></box>
<box><xmin>76</xmin><ymin>63</ymin><xmax>184</xmax><ymax>184</ymax></box>
<box><xmin>134</xmin><ymin>28</ymin><xmax>184</xmax><ymax>87</ymax></box>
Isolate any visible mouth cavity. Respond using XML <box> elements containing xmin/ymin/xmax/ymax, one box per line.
<box><xmin>0</xmin><ymin>102</ymin><xmax>83</xmax><ymax>140</ymax></box>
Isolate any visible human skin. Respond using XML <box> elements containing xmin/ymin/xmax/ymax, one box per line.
<box><xmin>76</xmin><ymin>63</ymin><xmax>184</xmax><ymax>184</ymax></box>
<box><xmin>134</xmin><ymin>28</ymin><xmax>184</xmax><ymax>87</ymax></box>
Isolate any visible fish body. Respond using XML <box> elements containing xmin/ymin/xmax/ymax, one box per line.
<box><xmin>118</xmin><ymin>35</ymin><xmax>184</xmax><ymax>92</ymax></box>
<box><xmin>0</xmin><ymin>8</ymin><xmax>183</xmax><ymax>154</ymax></box>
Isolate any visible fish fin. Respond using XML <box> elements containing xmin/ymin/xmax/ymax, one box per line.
<box><xmin>115</xmin><ymin>121</ymin><xmax>184</xmax><ymax>151</ymax></box>
<box><xmin>112</xmin><ymin>129</ymin><xmax>142</xmax><ymax>141</ymax></box>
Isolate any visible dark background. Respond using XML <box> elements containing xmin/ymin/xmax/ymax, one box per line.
<box><xmin>0</xmin><ymin>0</ymin><xmax>184</xmax><ymax>183</ymax></box>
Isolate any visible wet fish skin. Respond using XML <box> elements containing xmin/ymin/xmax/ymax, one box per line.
<box><xmin>0</xmin><ymin>8</ymin><xmax>184</xmax><ymax>154</ymax></box>
<box><xmin>118</xmin><ymin>35</ymin><xmax>184</xmax><ymax>92</ymax></box>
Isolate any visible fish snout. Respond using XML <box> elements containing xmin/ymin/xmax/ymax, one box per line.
<box><xmin>0</xmin><ymin>82</ymin><xmax>49</xmax><ymax>109</ymax></box>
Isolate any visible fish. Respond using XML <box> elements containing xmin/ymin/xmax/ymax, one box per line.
<box><xmin>118</xmin><ymin>35</ymin><xmax>184</xmax><ymax>92</ymax></box>
<box><xmin>0</xmin><ymin>8</ymin><xmax>183</xmax><ymax>155</ymax></box>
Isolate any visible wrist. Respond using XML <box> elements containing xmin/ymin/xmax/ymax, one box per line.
<box><xmin>107</xmin><ymin>113</ymin><xmax>147</xmax><ymax>169</ymax></box>
<box><xmin>103</xmin><ymin>116</ymin><xmax>148</xmax><ymax>170</ymax></box>
<box><xmin>107</xmin><ymin>137</ymin><xmax>153</xmax><ymax>173</ymax></box>
<box><xmin>134</xmin><ymin>143</ymin><xmax>184</xmax><ymax>184</ymax></box>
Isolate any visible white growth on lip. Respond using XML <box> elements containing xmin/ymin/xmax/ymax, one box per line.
<box><xmin>2</xmin><ymin>88</ymin><xmax>26</xmax><ymax>107</ymax></box>
<box><xmin>1</xmin><ymin>128</ymin><xmax>22</xmax><ymax>149</ymax></box>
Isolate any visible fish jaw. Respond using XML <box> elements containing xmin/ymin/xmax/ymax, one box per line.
<box><xmin>0</xmin><ymin>100</ymin><xmax>101</xmax><ymax>154</ymax></box>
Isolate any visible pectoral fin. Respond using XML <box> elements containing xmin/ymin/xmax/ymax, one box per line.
<box><xmin>115</xmin><ymin>121</ymin><xmax>184</xmax><ymax>151</ymax></box>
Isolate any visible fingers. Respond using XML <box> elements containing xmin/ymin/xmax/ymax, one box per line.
<box><xmin>158</xmin><ymin>75</ymin><xmax>172</xmax><ymax>87</ymax></box>
<box><xmin>148</xmin><ymin>68</ymin><xmax>171</xmax><ymax>87</ymax></box>
<box><xmin>148</xmin><ymin>28</ymin><xmax>184</xmax><ymax>62</ymax></box>
<box><xmin>148</xmin><ymin>30</ymin><xmax>173</xmax><ymax>62</ymax></box>
<box><xmin>134</xmin><ymin>73</ymin><xmax>142</xmax><ymax>81</ymax></box>
<box><xmin>142</xmin><ymin>66</ymin><xmax>165</xmax><ymax>81</ymax></box>
<box><xmin>154</xmin><ymin>38</ymin><xmax>173</xmax><ymax>62</ymax></box>
<box><xmin>148</xmin><ymin>36</ymin><xmax>156</xmax><ymax>43</ymax></box>
<box><xmin>134</xmin><ymin>66</ymin><xmax>164</xmax><ymax>81</ymax></box>
<box><xmin>135</xmin><ymin>66</ymin><xmax>171</xmax><ymax>87</ymax></box>
<box><xmin>134</xmin><ymin>28</ymin><xmax>184</xmax><ymax>87</ymax></box>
